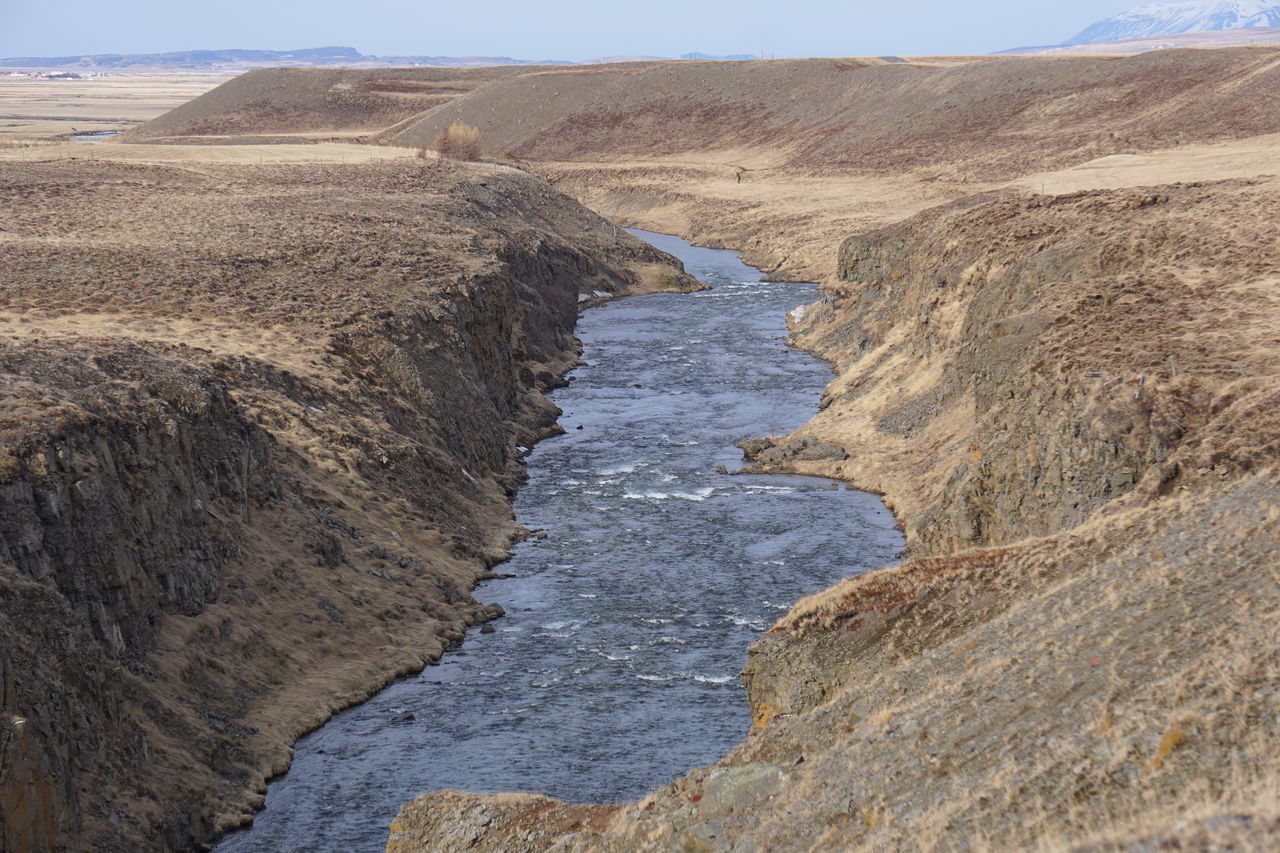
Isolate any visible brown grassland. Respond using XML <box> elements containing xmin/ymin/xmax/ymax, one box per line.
<box><xmin>0</xmin><ymin>73</ymin><xmax>229</xmax><ymax>143</ymax></box>
<box><xmin>4</xmin><ymin>48</ymin><xmax>1280</xmax><ymax>852</ymax></box>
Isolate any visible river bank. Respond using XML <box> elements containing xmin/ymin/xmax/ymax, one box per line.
<box><xmin>0</xmin><ymin>154</ymin><xmax>695</xmax><ymax>852</ymax></box>
<box><xmin>216</xmin><ymin>230</ymin><xmax>901</xmax><ymax>852</ymax></box>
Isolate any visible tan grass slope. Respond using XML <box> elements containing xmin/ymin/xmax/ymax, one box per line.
<box><xmin>379</xmin><ymin>50</ymin><xmax>1280</xmax><ymax>177</ymax></box>
<box><xmin>121</xmin><ymin>66</ymin><xmax>541</xmax><ymax>143</ymax></box>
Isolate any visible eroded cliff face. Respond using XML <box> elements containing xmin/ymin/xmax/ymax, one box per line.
<box><xmin>0</xmin><ymin>156</ymin><xmax>695</xmax><ymax>851</ymax></box>
<box><xmin>786</xmin><ymin>186</ymin><xmax>1242</xmax><ymax>553</ymax></box>
<box><xmin>389</xmin><ymin>178</ymin><xmax>1280</xmax><ymax>850</ymax></box>
<box><xmin>0</xmin><ymin>346</ymin><xmax>276</xmax><ymax>652</ymax></box>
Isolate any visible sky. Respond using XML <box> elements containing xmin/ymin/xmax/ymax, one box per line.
<box><xmin>0</xmin><ymin>0</ymin><xmax>1136</xmax><ymax>60</ymax></box>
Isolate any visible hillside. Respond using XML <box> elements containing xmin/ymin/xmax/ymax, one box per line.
<box><xmin>0</xmin><ymin>148</ymin><xmax>693</xmax><ymax>852</ymax></box>
<box><xmin>121</xmin><ymin>66</ymin><xmax>545</xmax><ymax>142</ymax></box>
<box><xmin>380</xmin><ymin>51</ymin><xmax>1280</xmax><ymax>175</ymax></box>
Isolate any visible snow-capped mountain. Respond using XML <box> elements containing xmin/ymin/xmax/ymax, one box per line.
<box><xmin>1065</xmin><ymin>1</ymin><xmax>1280</xmax><ymax>45</ymax></box>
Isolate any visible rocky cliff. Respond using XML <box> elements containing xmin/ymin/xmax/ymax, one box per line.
<box><xmin>386</xmin><ymin>179</ymin><xmax>1280</xmax><ymax>849</ymax></box>
<box><xmin>0</xmin><ymin>155</ymin><xmax>695</xmax><ymax>851</ymax></box>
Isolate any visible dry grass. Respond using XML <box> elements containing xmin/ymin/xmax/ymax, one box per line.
<box><xmin>0</xmin><ymin>73</ymin><xmax>227</xmax><ymax>142</ymax></box>
<box><xmin>435</xmin><ymin>121</ymin><xmax>482</xmax><ymax>161</ymax></box>
<box><xmin>122</xmin><ymin>67</ymin><xmax>534</xmax><ymax>141</ymax></box>
<box><xmin>776</xmin><ymin>545</ymin><xmax>1027</xmax><ymax>632</ymax></box>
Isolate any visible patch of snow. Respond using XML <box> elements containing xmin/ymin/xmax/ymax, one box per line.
<box><xmin>1066</xmin><ymin>1</ymin><xmax>1280</xmax><ymax>44</ymax></box>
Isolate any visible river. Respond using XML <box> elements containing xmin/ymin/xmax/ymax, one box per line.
<box><xmin>215</xmin><ymin>229</ymin><xmax>902</xmax><ymax>852</ymax></box>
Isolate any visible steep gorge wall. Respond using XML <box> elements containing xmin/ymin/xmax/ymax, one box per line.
<box><xmin>387</xmin><ymin>178</ymin><xmax>1280</xmax><ymax>850</ymax></box>
<box><xmin>0</xmin><ymin>348</ymin><xmax>276</xmax><ymax>653</ymax></box>
<box><xmin>0</xmin><ymin>157</ymin><xmax>694</xmax><ymax>852</ymax></box>
<box><xmin>739</xmin><ymin>176</ymin><xmax>1280</xmax><ymax>699</ymax></box>
<box><xmin>789</xmin><ymin>187</ymin><xmax>1229</xmax><ymax>553</ymax></box>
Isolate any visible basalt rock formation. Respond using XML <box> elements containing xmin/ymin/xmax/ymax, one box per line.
<box><xmin>0</xmin><ymin>155</ymin><xmax>694</xmax><ymax>851</ymax></box>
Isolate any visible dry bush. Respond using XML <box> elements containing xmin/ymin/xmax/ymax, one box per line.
<box><xmin>415</xmin><ymin>146</ymin><xmax>430</xmax><ymax>160</ymax></box>
<box><xmin>435</xmin><ymin>122</ymin><xmax>481</xmax><ymax>161</ymax></box>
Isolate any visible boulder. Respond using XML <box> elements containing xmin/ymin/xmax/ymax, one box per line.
<box><xmin>737</xmin><ymin>437</ymin><xmax>775</xmax><ymax>460</ymax></box>
<box><xmin>794</xmin><ymin>443</ymin><xmax>847</xmax><ymax>462</ymax></box>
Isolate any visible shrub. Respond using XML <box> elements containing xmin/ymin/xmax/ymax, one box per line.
<box><xmin>435</xmin><ymin>122</ymin><xmax>482</xmax><ymax>161</ymax></box>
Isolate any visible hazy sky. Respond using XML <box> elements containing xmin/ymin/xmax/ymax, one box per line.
<box><xmin>2</xmin><ymin>0</ymin><xmax>1135</xmax><ymax>60</ymax></box>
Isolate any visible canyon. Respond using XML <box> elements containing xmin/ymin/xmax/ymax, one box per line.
<box><xmin>0</xmin><ymin>146</ymin><xmax>694</xmax><ymax>851</ymax></box>
<box><xmin>4</xmin><ymin>46</ymin><xmax>1280</xmax><ymax>851</ymax></box>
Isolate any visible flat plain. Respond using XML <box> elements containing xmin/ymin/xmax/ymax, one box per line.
<box><xmin>0</xmin><ymin>73</ymin><xmax>231</xmax><ymax>142</ymax></box>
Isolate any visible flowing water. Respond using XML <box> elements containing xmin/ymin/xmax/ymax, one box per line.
<box><xmin>69</xmin><ymin>130</ymin><xmax>120</xmax><ymax>142</ymax></box>
<box><xmin>217</xmin><ymin>230</ymin><xmax>903</xmax><ymax>852</ymax></box>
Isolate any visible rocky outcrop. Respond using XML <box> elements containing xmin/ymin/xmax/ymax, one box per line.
<box><xmin>738</xmin><ymin>436</ymin><xmax>848</xmax><ymax>468</ymax></box>
<box><xmin>0</xmin><ymin>156</ymin><xmax>695</xmax><ymax>851</ymax></box>
<box><xmin>387</xmin><ymin>178</ymin><xmax>1280</xmax><ymax>850</ymax></box>
<box><xmin>0</xmin><ymin>345</ymin><xmax>276</xmax><ymax>653</ymax></box>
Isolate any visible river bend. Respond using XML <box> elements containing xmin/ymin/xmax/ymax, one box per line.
<box><xmin>216</xmin><ymin>230</ymin><xmax>903</xmax><ymax>852</ymax></box>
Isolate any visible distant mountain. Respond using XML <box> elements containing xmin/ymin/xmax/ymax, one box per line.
<box><xmin>1000</xmin><ymin>24</ymin><xmax>1280</xmax><ymax>54</ymax></box>
<box><xmin>1064</xmin><ymin>1</ymin><xmax>1280</xmax><ymax>45</ymax></box>
<box><xmin>0</xmin><ymin>46</ymin><xmax>574</xmax><ymax>70</ymax></box>
<box><xmin>679</xmin><ymin>52</ymin><xmax>759</xmax><ymax>60</ymax></box>
<box><xmin>583</xmin><ymin>55</ymin><xmax>672</xmax><ymax>64</ymax></box>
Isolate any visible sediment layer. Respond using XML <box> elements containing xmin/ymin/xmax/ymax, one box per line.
<box><xmin>0</xmin><ymin>154</ymin><xmax>693</xmax><ymax>852</ymax></box>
